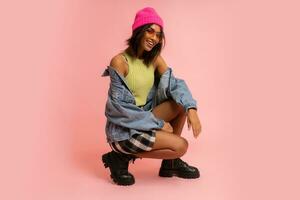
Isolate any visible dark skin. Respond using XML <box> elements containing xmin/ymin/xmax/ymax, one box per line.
<box><xmin>109</xmin><ymin>24</ymin><xmax>202</xmax><ymax>159</ymax></box>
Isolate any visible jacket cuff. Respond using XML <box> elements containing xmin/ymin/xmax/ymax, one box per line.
<box><xmin>184</xmin><ymin>104</ymin><xmax>197</xmax><ymax>113</ymax></box>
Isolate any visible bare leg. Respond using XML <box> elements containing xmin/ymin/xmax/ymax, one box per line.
<box><xmin>133</xmin><ymin>100</ymin><xmax>188</xmax><ymax>159</ymax></box>
<box><xmin>151</xmin><ymin>100</ymin><xmax>187</xmax><ymax>136</ymax></box>
<box><xmin>131</xmin><ymin>100</ymin><xmax>200</xmax><ymax>179</ymax></box>
<box><xmin>170</xmin><ymin>106</ymin><xmax>186</xmax><ymax>136</ymax></box>
<box><xmin>134</xmin><ymin>130</ymin><xmax>188</xmax><ymax>159</ymax></box>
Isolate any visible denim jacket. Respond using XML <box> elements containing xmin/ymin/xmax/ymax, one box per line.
<box><xmin>101</xmin><ymin>65</ymin><xmax>197</xmax><ymax>143</ymax></box>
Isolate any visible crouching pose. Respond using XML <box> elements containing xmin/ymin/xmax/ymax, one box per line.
<box><xmin>101</xmin><ymin>7</ymin><xmax>202</xmax><ymax>186</ymax></box>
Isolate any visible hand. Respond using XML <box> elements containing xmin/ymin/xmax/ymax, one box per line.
<box><xmin>161</xmin><ymin>121</ymin><xmax>173</xmax><ymax>133</ymax></box>
<box><xmin>187</xmin><ymin>109</ymin><xmax>202</xmax><ymax>138</ymax></box>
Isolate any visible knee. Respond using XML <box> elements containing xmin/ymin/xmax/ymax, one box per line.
<box><xmin>175</xmin><ymin>137</ymin><xmax>188</xmax><ymax>157</ymax></box>
<box><xmin>170</xmin><ymin>100</ymin><xmax>185</xmax><ymax>115</ymax></box>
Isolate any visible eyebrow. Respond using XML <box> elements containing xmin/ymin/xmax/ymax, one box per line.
<box><xmin>149</xmin><ymin>27</ymin><xmax>162</xmax><ymax>34</ymax></box>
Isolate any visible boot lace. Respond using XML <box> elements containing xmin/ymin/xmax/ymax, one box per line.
<box><xmin>175</xmin><ymin>158</ymin><xmax>189</xmax><ymax>167</ymax></box>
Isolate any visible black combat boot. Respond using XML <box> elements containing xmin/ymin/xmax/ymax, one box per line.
<box><xmin>159</xmin><ymin>158</ymin><xmax>200</xmax><ymax>179</ymax></box>
<box><xmin>102</xmin><ymin>151</ymin><xmax>137</xmax><ymax>185</ymax></box>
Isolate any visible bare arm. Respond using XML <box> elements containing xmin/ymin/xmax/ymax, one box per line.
<box><xmin>109</xmin><ymin>54</ymin><xmax>129</xmax><ymax>77</ymax></box>
<box><xmin>154</xmin><ymin>54</ymin><xmax>168</xmax><ymax>76</ymax></box>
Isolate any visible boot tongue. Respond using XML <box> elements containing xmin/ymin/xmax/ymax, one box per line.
<box><xmin>174</xmin><ymin>158</ymin><xmax>188</xmax><ymax>167</ymax></box>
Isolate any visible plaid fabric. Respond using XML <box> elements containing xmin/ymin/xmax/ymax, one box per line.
<box><xmin>109</xmin><ymin>131</ymin><xmax>156</xmax><ymax>154</ymax></box>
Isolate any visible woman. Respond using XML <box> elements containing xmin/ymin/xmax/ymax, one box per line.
<box><xmin>101</xmin><ymin>7</ymin><xmax>202</xmax><ymax>186</ymax></box>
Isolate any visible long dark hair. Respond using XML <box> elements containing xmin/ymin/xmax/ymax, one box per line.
<box><xmin>124</xmin><ymin>23</ymin><xmax>166</xmax><ymax>66</ymax></box>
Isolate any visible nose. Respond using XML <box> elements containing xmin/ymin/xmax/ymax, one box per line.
<box><xmin>150</xmin><ymin>34</ymin><xmax>159</xmax><ymax>42</ymax></box>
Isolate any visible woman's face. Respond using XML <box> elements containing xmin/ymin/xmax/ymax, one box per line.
<box><xmin>140</xmin><ymin>24</ymin><xmax>162</xmax><ymax>52</ymax></box>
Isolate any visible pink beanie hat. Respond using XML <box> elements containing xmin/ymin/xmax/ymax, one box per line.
<box><xmin>132</xmin><ymin>7</ymin><xmax>164</xmax><ymax>32</ymax></box>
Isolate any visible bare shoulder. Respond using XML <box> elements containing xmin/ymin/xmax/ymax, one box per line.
<box><xmin>109</xmin><ymin>53</ymin><xmax>128</xmax><ymax>76</ymax></box>
<box><xmin>154</xmin><ymin>54</ymin><xmax>168</xmax><ymax>76</ymax></box>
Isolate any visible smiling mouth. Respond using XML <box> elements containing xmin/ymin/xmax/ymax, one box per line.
<box><xmin>146</xmin><ymin>40</ymin><xmax>154</xmax><ymax>48</ymax></box>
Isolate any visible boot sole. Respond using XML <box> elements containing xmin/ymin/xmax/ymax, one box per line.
<box><xmin>102</xmin><ymin>154</ymin><xmax>135</xmax><ymax>186</ymax></box>
<box><xmin>159</xmin><ymin>169</ymin><xmax>200</xmax><ymax>179</ymax></box>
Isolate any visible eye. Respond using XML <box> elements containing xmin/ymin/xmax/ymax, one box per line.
<box><xmin>146</xmin><ymin>28</ymin><xmax>155</xmax><ymax>34</ymax></box>
<box><xmin>146</xmin><ymin>28</ymin><xmax>162</xmax><ymax>40</ymax></box>
<box><xmin>157</xmin><ymin>33</ymin><xmax>162</xmax><ymax>39</ymax></box>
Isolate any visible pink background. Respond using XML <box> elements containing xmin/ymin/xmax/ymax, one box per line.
<box><xmin>1</xmin><ymin>0</ymin><xmax>300</xmax><ymax>199</ymax></box>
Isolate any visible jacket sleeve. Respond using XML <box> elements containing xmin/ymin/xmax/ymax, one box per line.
<box><xmin>167</xmin><ymin>69</ymin><xmax>198</xmax><ymax>112</ymax></box>
<box><xmin>105</xmin><ymin>97</ymin><xmax>164</xmax><ymax>131</ymax></box>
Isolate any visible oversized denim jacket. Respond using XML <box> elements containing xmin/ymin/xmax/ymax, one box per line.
<box><xmin>101</xmin><ymin>65</ymin><xmax>197</xmax><ymax>143</ymax></box>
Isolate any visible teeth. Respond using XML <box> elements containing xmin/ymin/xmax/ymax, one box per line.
<box><xmin>147</xmin><ymin>40</ymin><xmax>154</xmax><ymax>46</ymax></box>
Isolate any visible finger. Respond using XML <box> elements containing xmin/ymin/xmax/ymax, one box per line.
<box><xmin>192</xmin><ymin>126</ymin><xmax>196</xmax><ymax>138</ymax></box>
<box><xmin>198</xmin><ymin>124</ymin><xmax>202</xmax><ymax>134</ymax></box>
<box><xmin>193</xmin><ymin>131</ymin><xmax>198</xmax><ymax>138</ymax></box>
<box><xmin>193</xmin><ymin>124</ymin><xmax>200</xmax><ymax>138</ymax></box>
<box><xmin>194</xmin><ymin>128</ymin><xmax>200</xmax><ymax>138</ymax></box>
<box><xmin>196</xmin><ymin>129</ymin><xmax>200</xmax><ymax>138</ymax></box>
<box><xmin>194</xmin><ymin>132</ymin><xmax>198</xmax><ymax>138</ymax></box>
<box><xmin>168</xmin><ymin>124</ymin><xmax>173</xmax><ymax>131</ymax></box>
<box><xmin>166</xmin><ymin>127</ymin><xmax>172</xmax><ymax>133</ymax></box>
<box><xmin>198</xmin><ymin>126</ymin><xmax>202</xmax><ymax>135</ymax></box>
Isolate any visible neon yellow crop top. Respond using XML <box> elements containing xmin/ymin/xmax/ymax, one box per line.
<box><xmin>122</xmin><ymin>52</ymin><xmax>155</xmax><ymax>106</ymax></box>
